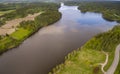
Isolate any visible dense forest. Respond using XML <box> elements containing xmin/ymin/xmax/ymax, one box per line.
<box><xmin>0</xmin><ymin>3</ymin><xmax>61</xmax><ymax>54</ymax></box>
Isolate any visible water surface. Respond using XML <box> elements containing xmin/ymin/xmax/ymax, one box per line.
<box><xmin>0</xmin><ymin>3</ymin><xmax>117</xmax><ymax>74</ymax></box>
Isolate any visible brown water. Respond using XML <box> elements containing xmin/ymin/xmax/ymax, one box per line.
<box><xmin>0</xmin><ymin>3</ymin><xmax>117</xmax><ymax>74</ymax></box>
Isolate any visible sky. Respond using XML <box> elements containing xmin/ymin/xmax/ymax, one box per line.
<box><xmin>0</xmin><ymin>0</ymin><xmax>119</xmax><ymax>2</ymax></box>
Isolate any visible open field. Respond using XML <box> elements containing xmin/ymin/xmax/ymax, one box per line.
<box><xmin>51</xmin><ymin>48</ymin><xmax>105</xmax><ymax>74</ymax></box>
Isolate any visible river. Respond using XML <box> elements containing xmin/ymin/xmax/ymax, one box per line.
<box><xmin>0</xmin><ymin>3</ymin><xmax>117</xmax><ymax>74</ymax></box>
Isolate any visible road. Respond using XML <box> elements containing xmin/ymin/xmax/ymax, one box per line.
<box><xmin>106</xmin><ymin>44</ymin><xmax>120</xmax><ymax>74</ymax></box>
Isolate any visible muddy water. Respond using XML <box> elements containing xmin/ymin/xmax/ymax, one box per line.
<box><xmin>0</xmin><ymin>3</ymin><xmax>117</xmax><ymax>74</ymax></box>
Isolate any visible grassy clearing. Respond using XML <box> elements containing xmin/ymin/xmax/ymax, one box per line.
<box><xmin>0</xmin><ymin>28</ymin><xmax>31</xmax><ymax>53</ymax></box>
<box><xmin>10</xmin><ymin>28</ymin><xmax>31</xmax><ymax>40</ymax></box>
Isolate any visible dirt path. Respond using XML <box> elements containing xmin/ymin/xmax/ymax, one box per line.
<box><xmin>106</xmin><ymin>45</ymin><xmax>120</xmax><ymax>74</ymax></box>
<box><xmin>0</xmin><ymin>13</ymin><xmax>41</xmax><ymax>35</ymax></box>
<box><xmin>100</xmin><ymin>51</ymin><xmax>109</xmax><ymax>74</ymax></box>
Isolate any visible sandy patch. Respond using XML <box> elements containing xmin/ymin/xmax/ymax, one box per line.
<box><xmin>0</xmin><ymin>13</ymin><xmax>41</xmax><ymax>35</ymax></box>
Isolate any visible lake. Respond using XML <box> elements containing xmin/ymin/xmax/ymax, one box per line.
<box><xmin>0</xmin><ymin>3</ymin><xmax>117</xmax><ymax>74</ymax></box>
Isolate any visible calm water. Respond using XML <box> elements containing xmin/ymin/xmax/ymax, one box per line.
<box><xmin>0</xmin><ymin>3</ymin><xmax>117</xmax><ymax>74</ymax></box>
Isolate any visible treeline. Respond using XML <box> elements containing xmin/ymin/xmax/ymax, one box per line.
<box><xmin>84</xmin><ymin>25</ymin><xmax>120</xmax><ymax>52</ymax></box>
<box><xmin>0</xmin><ymin>3</ymin><xmax>61</xmax><ymax>54</ymax></box>
<box><xmin>19</xmin><ymin>10</ymin><xmax>61</xmax><ymax>31</ymax></box>
<box><xmin>0</xmin><ymin>3</ymin><xmax>25</xmax><ymax>11</ymax></box>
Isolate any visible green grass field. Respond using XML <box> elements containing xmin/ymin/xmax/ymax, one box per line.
<box><xmin>51</xmin><ymin>48</ymin><xmax>105</xmax><ymax>74</ymax></box>
<box><xmin>0</xmin><ymin>28</ymin><xmax>31</xmax><ymax>53</ymax></box>
<box><xmin>11</xmin><ymin>28</ymin><xmax>31</xmax><ymax>40</ymax></box>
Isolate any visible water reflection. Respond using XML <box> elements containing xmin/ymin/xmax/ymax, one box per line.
<box><xmin>77</xmin><ymin>12</ymin><xmax>117</xmax><ymax>26</ymax></box>
<box><xmin>0</xmin><ymin>3</ymin><xmax>117</xmax><ymax>74</ymax></box>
